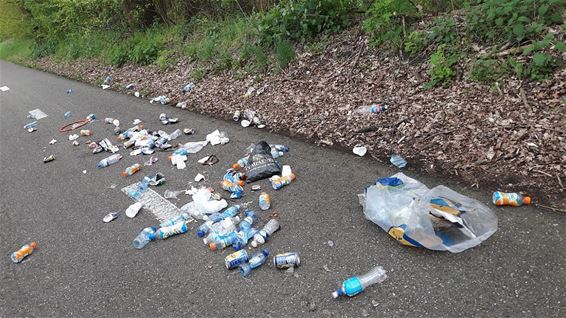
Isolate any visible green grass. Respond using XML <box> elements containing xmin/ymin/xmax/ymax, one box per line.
<box><xmin>0</xmin><ymin>39</ymin><xmax>34</xmax><ymax>62</ymax></box>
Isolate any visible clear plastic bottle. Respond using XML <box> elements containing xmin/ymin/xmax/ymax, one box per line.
<box><xmin>332</xmin><ymin>266</ymin><xmax>387</xmax><ymax>298</ymax></box>
<box><xmin>11</xmin><ymin>242</ymin><xmax>38</xmax><ymax>263</ymax></box>
<box><xmin>209</xmin><ymin>231</ymin><xmax>239</xmax><ymax>251</ymax></box>
<box><xmin>492</xmin><ymin>192</ymin><xmax>531</xmax><ymax>206</ymax></box>
<box><xmin>233</xmin><ymin>227</ymin><xmax>258</xmax><ymax>251</ymax></box>
<box><xmin>203</xmin><ymin>217</ymin><xmax>241</xmax><ymax>245</ymax></box>
<box><xmin>125</xmin><ymin>202</ymin><xmax>143</xmax><ymax>218</ymax></box>
<box><xmin>259</xmin><ymin>192</ymin><xmax>271</xmax><ymax>210</ymax></box>
<box><xmin>353</xmin><ymin>103</ymin><xmax>388</xmax><ymax>114</ymax></box>
<box><xmin>122</xmin><ymin>163</ymin><xmax>141</xmax><ymax>177</ymax></box>
<box><xmin>96</xmin><ymin>154</ymin><xmax>123</xmax><ymax>168</ymax></box>
<box><xmin>238</xmin><ymin>210</ymin><xmax>257</xmax><ymax>231</ymax></box>
<box><xmin>390</xmin><ymin>154</ymin><xmax>407</xmax><ymax>168</ymax></box>
<box><xmin>169</xmin><ymin>129</ymin><xmax>182</xmax><ymax>140</ymax></box>
<box><xmin>203</xmin><ymin>205</ymin><xmax>240</xmax><ymax>222</ymax></box>
<box><xmin>251</xmin><ymin>219</ymin><xmax>280</xmax><ymax>247</ymax></box>
<box><xmin>159</xmin><ymin>213</ymin><xmax>191</xmax><ymax>228</ymax></box>
<box><xmin>156</xmin><ymin>221</ymin><xmax>188</xmax><ymax>239</ymax></box>
<box><xmin>198</xmin><ymin>216</ymin><xmax>240</xmax><ymax>238</ymax></box>
<box><xmin>133</xmin><ymin>226</ymin><xmax>157</xmax><ymax>249</ymax></box>
<box><xmin>239</xmin><ymin>249</ymin><xmax>269</xmax><ymax>277</ymax></box>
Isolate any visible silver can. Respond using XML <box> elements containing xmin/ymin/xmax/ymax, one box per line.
<box><xmin>273</xmin><ymin>252</ymin><xmax>300</xmax><ymax>269</ymax></box>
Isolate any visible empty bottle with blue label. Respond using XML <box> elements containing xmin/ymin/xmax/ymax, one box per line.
<box><xmin>233</xmin><ymin>227</ymin><xmax>258</xmax><ymax>251</ymax></box>
<box><xmin>156</xmin><ymin>221</ymin><xmax>188</xmax><ymax>239</ymax></box>
<box><xmin>332</xmin><ymin>266</ymin><xmax>387</xmax><ymax>298</ymax></box>
<box><xmin>239</xmin><ymin>249</ymin><xmax>269</xmax><ymax>277</ymax></box>
<box><xmin>203</xmin><ymin>205</ymin><xmax>240</xmax><ymax>223</ymax></box>
<box><xmin>198</xmin><ymin>216</ymin><xmax>240</xmax><ymax>238</ymax></box>
<box><xmin>354</xmin><ymin>103</ymin><xmax>388</xmax><ymax>114</ymax></box>
<box><xmin>209</xmin><ymin>231</ymin><xmax>239</xmax><ymax>251</ymax></box>
<box><xmin>96</xmin><ymin>154</ymin><xmax>123</xmax><ymax>168</ymax></box>
<box><xmin>160</xmin><ymin>213</ymin><xmax>191</xmax><ymax>228</ymax></box>
<box><xmin>133</xmin><ymin>226</ymin><xmax>157</xmax><ymax>249</ymax></box>
<box><xmin>239</xmin><ymin>210</ymin><xmax>257</xmax><ymax>231</ymax></box>
<box><xmin>251</xmin><ymin>219</ymin><xmax>280</xmax><ymax>247</ymax></box>
<box><xmin>203</xmin><ymin>217</ymin><xmax>241</xmax><ymax>245</ymax></box>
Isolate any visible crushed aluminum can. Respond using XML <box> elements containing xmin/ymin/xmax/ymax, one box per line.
<box><xmin>43</xmin><ymin>155</ymin><xmax>55</xmax><ymax>163</ymax></box>
<box><xmin>183</xmin><ymin>128</ymin><xmax>195</xmax><ymax>135</ymax></box>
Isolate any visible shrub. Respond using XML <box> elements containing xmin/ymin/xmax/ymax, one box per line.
<box><xmin>425</xmin><ymin>44</ymin><xmax>458</xmax><ymax>88</ymax></box>
<box><xmin>274</xmin><ymin>39</ymin><xmax>296</xmax><ymax>69</ymax></box>
<box><xmin>466</xmin><ymin>0</ymin><xmax>565</xmax><ymax>46</ymax></box>
<box><xmin>260</xmin><ymin>0</ymin><xmax>355</xmax><ymax>45</ymax></box>
<box><xmin>363</xmin><ymin>0</ymin><xmax>419</xmax><ymax>50</ymax></box>
<box><xmin>469</xmin><ymin>59</ymin><xmax>508</xmax><ymax>83</ymax></box>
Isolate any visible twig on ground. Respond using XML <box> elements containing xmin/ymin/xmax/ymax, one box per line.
<box><xmin>533</xmin><ymin>169</ymin><xmax>553</xmax><ymax>177</ymax></box>
<box><xmin>535</xmin><ymin>203</ymin><xmax>566</xmax><ymax>214</ymax></box>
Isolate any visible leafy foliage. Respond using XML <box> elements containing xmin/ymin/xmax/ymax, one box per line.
<box><xmin>363</xmin><ymin>0</ymin><xmax>419</xmax><ymax>50</ymax></box>
<box><xmin>425</xmin><ymin>44</ymin><xmax>458</xmax><ymax>88</ymax></box>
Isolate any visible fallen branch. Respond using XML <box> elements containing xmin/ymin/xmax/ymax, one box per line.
<box><xmin>519</xmin><ymin>88</ymin><xmax>530</xmax><ymax>108</ymax></box>
<box><xmin>534</xmin><ymin>203</ymin><xmax>566</xmax><ymax>214</ymax></box>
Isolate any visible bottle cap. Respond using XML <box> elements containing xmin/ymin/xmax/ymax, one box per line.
<box><xmin>522</xmin><ymin>196</ymin><xmax>532</xmax><ymax>205</ymax></box>
<box><xmin>208</xmin><ymin>243</ymin><xmax>217</xmax><ymax>251</ymax></box>
<box><xmin>30</xmin><ymin>242</ymin><xmax>38</xmax><ymax>249</ymax></box>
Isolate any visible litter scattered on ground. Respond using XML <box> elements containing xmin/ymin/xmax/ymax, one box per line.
<box><xmin>49</xmin><ymin>139</ymin><xmax>57</xmax><ymax>145</ymax></box>
<box><xmin>183</xmin><ymin>128</ymin><xmax>195</xmax><ymax>135</ymax></box>
<box><xmin>353</xmin><ymin>102</ymin><xmax>388</xmax><ymax>115</ymax></box>
<box><xmin>194</xmin><ymin>173</ymin><xmax>205</xmax><ymax>182</ymax></box>
<box><xmin>251</xmin><ymin>184</ymin><xmax>261</xmax><ymax>192</ymax></box>
<box><xmin>183</xmin><ymin>82</ymin><xmax>195</xmax><ymax>93</ymax></box>
<box><xmin>198</xmin><ymin>155</ymin><xmax>219</xmax><ymax>166</ymax></box>
<box><xmin>122</xmin><ymin>163</ymin><xmax>141</xmax><ymax>177</ymax></box>
<box><xmin>43</xmin><ymin>155</ymin><xmax>55</xmax><ymax>163</ymax></box>
<box><xmin>134</xmin><ymin>91</ymin><xmax>140</xmax><ymax>98</ymax></box>
<box><xmin>144</xmin><ymin>156</ymin><xmax>158</xmax><ymax>166</ymax></box>
<box><xmin>64</xmin><ymin>111</ymin><xmax>71</xmax><ymax>118</ymax></box>
<box><xmin>126</xmin><ymin>83</ymin><xmax>134</xmax><ymax>89</ymax></box>
<box><xmin>233</xmin><ymin>109</ymin><xmax>265</xmax><ymax>129</ymax></box>
<box><xmin>493</xmin><ymin>191</ymin><xmax>531</xmax><ymax>206</ymax></box>
<box><xmin>333</xmin><ymin>266</ymin><xmax>387</xmax><ymax>298</ymax></box>
<box><xmin>132</xmin><ymin>119</ymin><xmax>142</xmax><ymax>125</ymax></box>
<box><xmin>159</xmin><ymin>113</ymin><xmax>178</xmax><ymax>124</ymax></box>
<box><xmin>101</xmin><ymin>84</ymin><xmax>110</xmax><ymax>90</ymax></box>
<box><xmin>389</xmin><ymin>154</ymin><xmax>407</xmax><ymax>168</ymax></box>
<box><xmin>273</xmin><ymin>252</ymin><xmax>300</xmax><ymax>269</ymax></box>
<box><xmin>103</xmin><ymin>212</ymin><xmax>119</xmax><ymax>223</ymax></box>
<box><xmin>353</xmin><ymin>146</ymin><xmax>367</xmax><ymax>157</ymax></box>
<box><xmin>11</xmin><ymin>242</ymin><xmax>37</xmax><ymax>263</ymax></box>
<box><xmin>176</xmin><ymin>101</ymin><xmax>188</xmax><ymax>109</ymax></box>
<box><xmin>164</xmin><ymin>190</ymin><xmax>185</xmax><ymax>200</ymax></box>
<box><xmin>206</xmin><ymin>130</ymin><xmax>229</xmax><ymax>145</ymax></box>
<box><xmin>150</xmin><ymin>96</ymin><xmax>169</xmax><ymax>105</ymax></box>
<box><xmin>259</xmin><ymin>192</ymin><xmax>271</xmax><ymax>210</ymax></box>
<box><xmin>327</xmin><ymin>240</ymin><xmax>334</xmax><ymax>247</ymax></box>
<box><xmin>28</xmin><ymin>109</ymin><xmax>48</xmax><ymax>120</ymax></box>
<box><xmin>82</xmin><ymin>170</ymin><xmax>87</xmax><ymax>174</ymax></box>
<box><xmin>68</xmin><ymin>134</ymin><xmax>79</xmax><ymax>141</ymax></box>
<box><xmin>96</xmin><ymin>154</ymin><xmax>122</xmax><ymax>168</ymax></box>
<box><xmin>359</xmin><ymin>173</ymin><xmax>497</xmax><ymax>253</ymax></box>
<box><xmin>0</xmin><ymin>86</ymin><xmax>9</xmax><ymax>92</ymax></box>
<box><xmin>125</xmin><ymin>202</ymin><xmax>143</xmax><ymax>218</ymax></box>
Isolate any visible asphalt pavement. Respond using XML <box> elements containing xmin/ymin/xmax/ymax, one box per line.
<box><xmin>0</xmin><ymin>60</ymin><xmax>564</xmax><ymax>317</ymax></box>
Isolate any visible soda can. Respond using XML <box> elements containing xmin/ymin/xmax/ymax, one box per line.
<box><xmin>225</xmin><ymin>250</ymin><xmax>249</xmax><ymax>269</ymax></box>
<box><xmin>43</xmin><ymin>155</ymin><xmax>55</xmax><ymax>163</ymax></box>
<box><xmin>273</xmin><ymin>252</ymin><xmax>300</xmax><ymax>269</ymax></box>
<box><xmin>233</xmin><ymin>110</ymin><xmax>241</xmax><ymax>122</ymax></box>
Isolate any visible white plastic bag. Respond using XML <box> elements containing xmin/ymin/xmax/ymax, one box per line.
<box><xmin>180</xmin><ymin>188</ymin><xmax>227</xmax><ymax>219</ymax></box>
<box><xmin>359</xmin><ymin>173</ymin><xmax>497</xmax><ymax>253</ymax></box>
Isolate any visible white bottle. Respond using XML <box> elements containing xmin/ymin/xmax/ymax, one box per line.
<box><xmin>125</xmin><ymin>202</ymin><xmax>143</xmax><ymax>218</ymax></box>
<box><xmin>251</xmin><ymin>219</ymin><xmax>280</xmax><ymax>247</ymax></box>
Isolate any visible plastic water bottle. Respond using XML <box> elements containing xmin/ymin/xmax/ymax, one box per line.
<box><xmin>169</xmin><ymin>129</ymin><xmax>182</xmax><ymax>140</ymax></box>
<box><xmin>353</xmin><ymin>103</ymin><xmax>388</xmax><ymax>114</ymax></box>
<box><xmin>156</xmin><ymin>221</ymin><xmax>188</xmax><ymax>239</ymax></box>
<box><xmin>159</xmin><ymin>213</ymin><xmax>191</xmax><ymax>228</ymax></box>
<box><xmin>64</xmin><ymin>111</ymin><xmax>71</xmax><ymax>118</ymax></box>
<box><xmin>203</xmin><ymin>205</ymin><xmax>240</xmax><ymax>222</ymax></box>
<box><xmin>332</xmin><ymin>266</ymin><xmax>387</xmax><ymax>298</ymax></box>
<box><xmin>390</xmin><ymin>154</ymin><xmax>407</xmax><ymax>168</ymax></box>
<box><xmin>96</xmin><ymin>154</ymin><xmax>123</xmax><ymax>168</ymax></box>
<box><xmin>233</xmin><ymin>227</ymin><xmax>258</xmax><ymax>251</ymax></box>
<box><xmin>251</xmin><ymin>219</ymin><xmax>280</xmax><ymax>247</ymax></box>
<box><xmin>198</xmin><ymin>216</ymin><xmax>240</xmax><ymax>238</ymax></box>
<box><xmin>133</xmin><ymin>226</ymin><xmax>157</xmax><ymax>249</ymax></box>
<box><xmin>492</xmin><ymin>192</ymin><xmax>531</xmax><ymax>206</ymax></box>
<box><xmin>239</xmin><ymin>249</ymin><xmax>269</xmax><ymax>277</ymax></box>
<box><xmin>239</xmin><ymin>210</ymin><xmax>257</xmax><ymax>231</ymax></box>
<box><xmin>122</xmin><ymin>163</ymin><xmax>141</xmax><ymax>177</ymax></box>
<box><xmin>259</xmin><ymin>192</ymin><xmax>271</xmax><ymax>210</ymax></box>
<box><xmin>270</xmin><ymin>173</ymin><xmax>296</xmax><ymax>190</ymax></box>
<box><xmin>209</xmin><ymin>232</ymin><xmax>239</xmax><ymax>251</ymax></box>
<box><xmin>203</xmin><ymin>218</ymin><xmax>241</xmax><ymax>245</ymax></box>
<box><xmin>11</xmin><ymin>242</ymin><xmax>38</xmax><ymax>263</ymax></box>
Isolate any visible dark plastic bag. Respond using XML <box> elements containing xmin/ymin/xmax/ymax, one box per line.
<box><xmin>245</xmin><ymin>141</ymin><xmax>281</xmax><ymax>182</ymax></box>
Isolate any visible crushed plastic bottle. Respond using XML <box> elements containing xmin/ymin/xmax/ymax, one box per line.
<box><xmin>239</xmin><ymin>249</ymin><xmax>269</xmax><ymax>277</ymax></box>
<box><xmin>492</xmin><ymin>192</ymin><xmax>531</xmax><ymax>206</ymax></box>
<box><xmin>209</xmin><ymin>231</ymin><xmax>239</xmax><ymax>251</ymax></box>
<box><xmin>238</xmin><ymin>210</ymin><xmax>257</xmax><ymax>231</ymax></box>
<box><xmin>233</xmin><ymin>227</ymin><xmax>258</xmax><ymax>251</ymax></box>
<box><xmin>97</xmin><ymin>154</ymin><xmax>123</xmax><ymax>168</ymax></box>
<box><xmin>332</xmin><ymin>266</ymin><xmax>387</xmax><ymax>299</ymax></box>
<box><xmin>251</xmin><ymin>219</ymin><xmax>280</xmax><ymax>247</ymax></box>
<box><xmin>125</xmin><ymin>202</ymin><xmax>143</xmax><ymax>218</ymax></box>
<box><xmin>11</xmin><ymin>242</ymin><xmax>38</xmax><ymax>263</ymax></box>
<box><xmin>353</xmin><ymin>103</ymin><xmax>388</xmax><ymax>114</ymax></box>
<box><xmin>156</xmin><ymin>221</ymin><xmax>188</xmax><ymax>239</ymax></box>
<box><xmin>198</xmin><ymin>216</ymin><xmax>240</xmax><ymax>238</ymax></box>
<box><xmin>133</xmin><ymin>226</ymin><xmax>157</xmax><ymax>249</ymax></box>
<box><xmin>122</xmin><ymin>163</ymin><xmax>141</xmax><ymax>177</ymax></box>
<box><xmin>390</xmin><ymin>154</ymin><xmax>407</xmax><ymax>168</ymax></box>
<box><xmin>270</xmin><ymin>174</ymin><xmax>296</xmax><ymax>190</ymax></box>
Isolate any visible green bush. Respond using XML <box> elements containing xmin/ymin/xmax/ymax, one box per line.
<box><xmin>425</xmin><ymin>44</ymin><xmax>458</xmax><ymax>88</ymax></box>
<box><xmin>363</xmin><ymin>0</ymin><xmax>419</xmax><ymax>50</ymax></box>
<box><xmin>404</xmin><ymin>15</ymin><xmax>459</xmax><ymax>56</ymax></box>
<box><xmin>469</xmin><ymin>59</ymin><xmax>508</xmax><ymax>83</ymax></box>
<box><xmin>274</xmin><ymin>39</ymin><xmax>296</xmax><ymax>69</ymax></box>
<box><xmin>260</xmin><ymin>0</ymin><xmax>355</xmax><ymax>45</ymax></box>
<box><xmin>466</xmin><ymin>0</ymin><xmax>565</xmax><ymax>45</ymax></box>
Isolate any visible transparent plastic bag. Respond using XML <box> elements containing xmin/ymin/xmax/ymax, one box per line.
<box><xmin>359</xmin><ymin>173</ymin><xmax>497</xmax><ymax>253</ymax></box>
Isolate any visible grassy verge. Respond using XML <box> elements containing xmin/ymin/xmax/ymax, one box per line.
<box><xmin>0</xmin><ymin>39</ymin><xmax>34</xmax><ymax>62</ymax></box>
